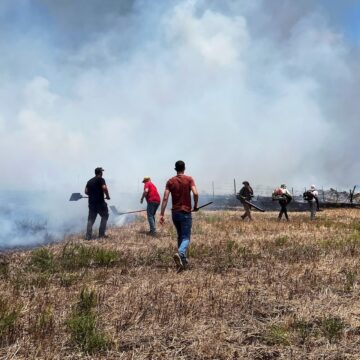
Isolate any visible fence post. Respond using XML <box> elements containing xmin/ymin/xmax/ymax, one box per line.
<box><xmin>233</xmin><ymin>179</ymin><xmax>237</xmax><ymax>196</ymax></box>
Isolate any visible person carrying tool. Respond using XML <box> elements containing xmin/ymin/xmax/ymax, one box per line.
<box><xmin>303</xmin><ymin>185</ymin><xmax>319</xmax><ymax>220</ymax></box>
<box><xmin>237</xmin><ymin>181</ymin><xmax>254</xmax><ymax>220</ymax></box>
<box><xmin>272</xmin><ymin>184</ymin><xmax>292</xmax><ymax>221</ymax></box>
<box><xmin>160</xmin><ymin>160</ymin><xmax>198</xmax><ymax>271</ymax></box>
<box><xmin>140</xmin><ymin>176</ymin><xmax>161</xmax><ymax>236</ymax></box>
<box><xmin>84</xmin><ymin>167</ymin><xmax>110</xmax><ymax>240</ymax></box>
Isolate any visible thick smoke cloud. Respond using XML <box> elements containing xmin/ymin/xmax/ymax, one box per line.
<box><xmin>0</xmin><ymin>0</ymin><xmax>359</xmax><ymax>247</ymax></box>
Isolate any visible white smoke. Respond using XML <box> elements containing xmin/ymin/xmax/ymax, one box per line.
<box><xmin>0</xmin><ymin>0</ymin><xmax>359</xmax><ymax>247</ymax></box>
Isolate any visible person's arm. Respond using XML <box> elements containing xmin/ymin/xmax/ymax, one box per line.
<box><xmin>102</xmin><ymin>185</ymin><xmax>110</xmax><ymax>200</ymax></box>
<box><xmin>140</xmin><ymin>187</ymin><xmax>149</xmax><ymax>204</ymax></box>
<box><xmin>160</xmin><ymin>189</ymin><xmax>170</xmax><ymax>225</ymax></box>
<box><xmin>191</xmin><ymin>185</ymin><xmax>199</xmax><ymax>211</ymax></box>
<box><xmin>84</xmin><ymin>186</ymin><xmax>89</xmax><ymax>195</ymax></box>
<box><xmin>249</xmin><ymin>186</ymin><xmax>254</xmax><ymax>197</ymax></box>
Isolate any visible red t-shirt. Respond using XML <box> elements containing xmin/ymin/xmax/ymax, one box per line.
<box><xmin>166</xmin><ymin>175</ymin><xmax>195</xmax><ymax>213</ymax></box>
<box><xmin>144</xmin><ymin>181</ymin><xmax>161</xmax><ymax>203</ymax></box>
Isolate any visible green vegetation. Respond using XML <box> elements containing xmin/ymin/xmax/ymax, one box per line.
<box><xmin>320</xmin><ymin>317</ymin><xmax>344</xmax><ymax>343</ymax></box>
<box><xmin>265</xmin><ymin>324</ymin><xmax>290</xmax><ymax>346</ymax></box>
<box><xmin>0</xmin><ymin>297</ymin><xmax>20</xmax><ymax>346</ymax></box>
<box><xmin>30</xmin><ymin>248</ymin><xmax>55</xmax><ymax>272</ymax></box>
<box><xmin>66</xmin><ymin>288</ymin><xmax>109</xmax><ymax>354</ymax></box>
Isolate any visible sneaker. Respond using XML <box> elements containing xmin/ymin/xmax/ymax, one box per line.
<box><xmin>173</xmin><ymin>253</ymin><xmax>184</xmax><ymax>269</ymax></box>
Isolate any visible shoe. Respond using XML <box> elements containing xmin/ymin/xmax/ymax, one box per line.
<box><xmin>173</xmin><ymin>253</ymin><xmax>184</xmax><ymax>269</ymax></box>
<box><xmin>98</xmin><ymin>234</ymin><xmax>110</xmax><ymax>239</ymax></box>
<box><xmin>148</xmin><ymin>231</ymin><xmax>157</xmax><ymax>237</ymax></box>
<box><xmin>85</xmin><ymin>236</ymin><xmax>92</xmax><ymax>241</ymax></box>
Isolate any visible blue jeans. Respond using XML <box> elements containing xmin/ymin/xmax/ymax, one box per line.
<box><xmin>172</xmin><ymin>211</ymin><xmax>192</xmax><ymax>264</ymax></box>
<box><xmin>147</xmin><ymin>202</ymin><xmax>159</xmax><ymax>233</ymax></box>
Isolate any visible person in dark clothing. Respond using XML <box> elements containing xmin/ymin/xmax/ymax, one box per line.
<box><xmin>85</xmin><ymin>167</ymin><xmax>110</xmax><ymax>240</ymax></box>
<box><xmin>272</xmin><ymin>184</ymin><xmax>292</xmax><ymax>221</ymax></box>
<box><xmin>238</xmin><ymin>181</ymin><xmax>254</xmax><ymax>220</ymax></box>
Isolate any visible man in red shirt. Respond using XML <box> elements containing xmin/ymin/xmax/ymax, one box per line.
<box><xmin>160</xmin><ymin>161</ymin><xmax>198</xmax><ymax>270</ymax></box>
<box><xmin>140</xmin><ymin>176</ymin><xmax>161</xmax><ymax>235</ymax></box>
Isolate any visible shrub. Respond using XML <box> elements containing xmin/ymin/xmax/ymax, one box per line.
<box><xmin>291</xmin><ymin>319</ymin><xmax>315</xmax><ymax>344</ymax></box>
<box><xmin>0</xmin><ymin>259</ymin><xmax>9</xmax><ymax>278</ymax></box>
<box><xmin>67</xmin><ymin>312</ymin><xmax>108</xmax><ymax>353</ymax></box>
<box><xmin>33</xmin><ymin>306</ymin><xmax>54</xmax><ymax>338</ymax></box>
<box><xmin>66</xmin><ymin>288</ymin><xmax>109</xmax><ymax>354</ymax></box>
<box><xmin>320</xmin><ymin>317</ymin><xmax>344</xmax><ymax>343</ymax></box>
<box><xmin>265</xmin><ymin>324</ymin><xmax>290</xmax><ymax>346</ymax></box>
<box><xmin>60</xmin><ymin>244</ymin><xmax>120</xmax><ymax>270</ymax></box>
<box><xmin>30</xmin><ymin>248</ymin><xmax>55</xmax><ymax>272</ymax></box>
<box><xmin>0</xmin><ymin>297</ymin><xmax>20</xmax><ymax>346</ymax></box>
<box><xmin>93</xmin><ymin>247</ymin><xmax>119</xmax><ymax>267</ymax></box>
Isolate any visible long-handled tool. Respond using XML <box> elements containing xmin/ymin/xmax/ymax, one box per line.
<box><xmin>192</xmin><ymin>201</ymin><xmax>213</xmax><ymax>212</ymax></box>
<box><xmin>244</xmin><ymin>199</ymin><xmax>265</xmax><ymax>212</ymax></box>
<box><xmin>69</xmin><ymin>193</ymin><xmax>88</xmax><ymax>201</ymax></box>
<box><xmin>110</xmin><ymin>205</ymin><xmax>146</xmax><ymax>216</ymax></box>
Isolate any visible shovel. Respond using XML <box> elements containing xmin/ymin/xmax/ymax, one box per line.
<box><xmin>110</xmin><ymin>205</ymin><xmax>146</xmax><ymax>216</ymax></box>
<box><xmin>69</xmin><ymin>193</ymin><xmax>88</xmax><ymax>201</ymax></box>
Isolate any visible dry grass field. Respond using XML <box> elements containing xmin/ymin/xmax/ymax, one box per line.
<box><xmin>1</xmin><ymin>209</ymin><xmax>360</xmax><ymax>359</ymax></box>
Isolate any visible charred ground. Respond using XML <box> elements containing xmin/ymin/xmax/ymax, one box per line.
<box><xmin>1</xmin><ymin>209</ymin><xmax>360</xmax><ymax>359</ymax></box>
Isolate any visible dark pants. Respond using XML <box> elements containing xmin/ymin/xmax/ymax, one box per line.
<box><xmin>278</xmin><ymin>201</ymin><xmax>289</xmax><ymax>220</ymax></box>
<box><xmin>86</xmin><ymin>203</ymin><xmax>109</xmax><ymax>239</ymax></box>
<box><xmin>147</xmin><ymin>202</ymin><xmax>159</xmax><ymax>234</ymax></box>
<box><xmin>241</xmin><ymin>202</ymin><xmax>252</xmax><ymax>220</ymax></box>
<box><xmin>172</xmin><ymin>211</ymin><xmax>192</xmax><ymax>264</ymax></box>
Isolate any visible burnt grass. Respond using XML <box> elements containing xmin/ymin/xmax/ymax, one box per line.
<box><xmin>1</xmin><ymin>209</ymin><xmax>360</xmax><ymax>359</ymax></box>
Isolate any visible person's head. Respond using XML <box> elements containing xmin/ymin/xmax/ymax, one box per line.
<box><xmin>94</xmin><ymin>167</ymin><xmax>104</xmax><ymax>177</ymax></box>
<box><xmin>175</xmin><ymin>160</ymin><xmax>185</xmax><ymax>173</ymax></box>
<box><xmin>280</xmin><ymin>184</ymin><xmax>287</xmax><ymax>189</ymax></box>
<box><xmin>242</xmin><ymin>181</ymin><xmax>250</xmax><ymax>187</ymax></box>
<box><xmin>310</xmin><ymin>184</ymin><xmax>316</xmax><ymax>190</ymax></box>
<box><xmin>142</xmin><ymin>176</ymin><xmax>151</xmax><ymax>183</ymax></box>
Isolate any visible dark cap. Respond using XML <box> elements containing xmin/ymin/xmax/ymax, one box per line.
<box><xmin>95</xmin><ymin>167</ymin><xmax>104</xmax><ymax>175</ymax></box>
<box><xmin>242</xmin><ymin>181</ymin><xmax>250</xmax><ymax>186</ymax></box>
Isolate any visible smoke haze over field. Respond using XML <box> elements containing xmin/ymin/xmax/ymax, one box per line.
<box><xmin>0</xmin><ymin>0</ymin><xmax>359</xmax><ymax>246</ymax></box>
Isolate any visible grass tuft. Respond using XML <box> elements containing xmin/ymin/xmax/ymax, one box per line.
<box><xmin>67</xmin><ymin>287</ymin><xmax>109</xmax><ymax>354</ymax></box>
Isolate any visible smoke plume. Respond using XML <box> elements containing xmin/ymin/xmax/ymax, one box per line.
<box><xmin>0</xmin><ymin>0</ymin><xmax>359</xmax><ymax>247</ymax></box>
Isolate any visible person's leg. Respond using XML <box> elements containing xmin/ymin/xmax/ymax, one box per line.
<box><xmin>278</xmin><ymin>205</ymin><xmax>283</xmax><ymax>220</ymax></box>
<box><xmin>244</xmin><ymin>203</ymin><xmax>252</xmax><ymax>220</ymax></box>
<box><xmin>147</xmin><ymin>202</ymin><xmax>158</xmax><ymax>234</ymax></box>
<box><xmin>86</xmin><ymin>209</ymin><xmax>97</xmax><ymax>240</ymax></box>
<box><xmin>311</xmin><ymin>201</ymin><xmax>316</xmax><ymax>220</ymax></box>
<box><xmin>172</xmin><ymin>212</ymin><xmax>184</xmax><ymax>268</ymax></box>
<box><xmin>284</xmin><ymin>206</ymin><xmax>289</xmax><ymax>220</ymax></box>
<box><xmin>309</xmin><ymin>201</ymin><xmax>315</xmax><ymax>220</ymax></box>
<box><xmin>172</xmin><ymin>212</ymin><xmax>182</xmax><ymax>249</ymax></box>
<box><xmin>279</xmin><ymin>202</ymin><xmax>286</xmax><ymax>220</ymax></box>
<box><xmin>98</xmin><ymin>203</ymin><xmax>109</xmax><ymax>237</ymax></box>
<box><xmin>146</xmin><ymin>203</ymin><xmax>153</xmax><ymax>232</ymax></box>
<box><xmin>178</xmin><ymin>213</ymin><xmax>192</xmax><ymax>265</ymax></box>
<box><xmin>241</xmin><ymin>203</ymin><xmax>247</xmax><ymax>219</ymax></box>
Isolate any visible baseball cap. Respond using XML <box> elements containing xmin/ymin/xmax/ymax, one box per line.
<box><xmin>142</xmin><ymin>176</ymin><xmax>151</xmax><ymax>183</ymax></box>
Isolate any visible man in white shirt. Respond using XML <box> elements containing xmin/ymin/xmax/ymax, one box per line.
<box><xmin>308</xmin><ymin>185</ymin><xmax>319</xmax><ymax>220</ymax></box>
